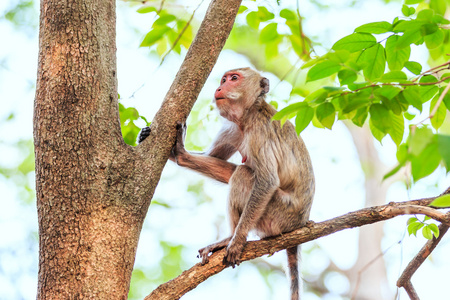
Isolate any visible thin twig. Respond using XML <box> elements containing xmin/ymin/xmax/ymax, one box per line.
<box><xmin>413</xmin><ymin>80</ymin><xmax>450</xmax><ymax>127</ymax></box>
<box><xmin>342</xmin><ymin>75</ymin><xmax>450</xmax><ymax>95</ymax></box>
<box><xmin>412</xmin><ymin>61</ymin><xmax>450</xmax><ymax>82</ymax></box>
<box><xmin>159</xmin><ymin>0</ymin><xmax>204</xmax><ymax>66</ymax></box>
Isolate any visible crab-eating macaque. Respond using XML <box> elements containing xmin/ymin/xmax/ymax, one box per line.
<box><xmin>139</xmin><ymin>67</ymin><xmax>315</xmax><ymax>299</ymax></box>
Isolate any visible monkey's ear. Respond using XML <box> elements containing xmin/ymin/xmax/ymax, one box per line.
<box><xmin>260</xmin><ymin>77</ymin><xmax>270</xmax><ymax>94</ymax></box>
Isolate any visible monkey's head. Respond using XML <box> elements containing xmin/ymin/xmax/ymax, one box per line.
<box><xmin>214</xmin><ymin>68</ymin><xmax>269</xmax><ymax>122</ymax></box>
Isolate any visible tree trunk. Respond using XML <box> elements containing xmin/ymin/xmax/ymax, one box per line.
<box><xmin>34</xmin><ymin>0</ymin><xmax>241</xmax><ymax>298</ymax></box>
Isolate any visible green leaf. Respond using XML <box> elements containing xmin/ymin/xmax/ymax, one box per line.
<box><xmin>338</xmin><ymin>69</ymin><xmax>357</xmax><ymax>85</ymax></box>
<box><xmin>140</xmin><ymin>26</ymin><xmax>171</xmax><ymax>47</ymax></box>
<box><xmin>306</xmin><ymin>60</ymin><xmax>341</xmax><ymax>82</ymax></box>
<box><xmin>358</xmin><ymin>44</ymin><xmax>386</xmax><ymax>80</ymax></box>
<box><xmin>328</xmin><ymin>50</ymin><xmax>350</xmax><ymax>63</ymax></box>
<box><xmin>428</xmin><ymin>223</ymin><xmax>440</xmax><ymax>238</ymax></box>
<box><xmin>375</xmin><ymin>86</ymin><xmax>402</xmax><ymax>100</ymax></box>
<box><xmin>402</xmin><ymin>5</ymin><xmax>416</xmax><ymax>17</ymax></box>
<box><xmin>424</xmin><ymin>29</ymin><xmax>444</xmax><ymax>49</ymax></box>
<box><xmin>316</xmin><ymin>102</ymin><xmax>336</xmax><ymax>129</ymax></box>
<box><xmin>381</xmin><ymin>71</ymin><xmax>408</xmax><ymax>82</ymax></box>
<box><xmin>351</xmin><ymin>107</ymin><xmax>369</xmax><ymax>127</ymax></box>
<box><xmin>411</xmin><ymin>142</ymin><xmax>441</xmax><ymax>181</ymax></box>
<box><xmin>408</xmin><ymin>221</ymin><xmax>424</xmax><ymax>236</ymax></box>
<box><xmin>246</xmin><ymin>11</ymin><xmax>260</xmax><ymax>29</ymax></box>
<box><xmin>417</xmin><ymin>9</ymin><xmax>435</xmax><ymax>22</ymax></box>
<box><xmin>422</xmin><ymin>225</ymin><xmax>433</xmax><ymax>240</ymax></box>
<box><xmin>443</xmin><ymin>92</ymin><xmax>450</xmax><ymax>110</ymax></box>
<box><xmin>137</xmin><ymin>6</ymin><xmax>157</xmax><ymax>14</ymax></box>
<box><xmin>430</xmin><ymin>94</ymin><xmax>447</xmax><ymax>130</ymax></box>
<box><xmin>419</xmin><ymin>75</ymin><xmax>439</xmax><ymax>102</ymax></box>
<box><xmin>332</xmin><ymin>33</ymin><xmax>377</xmax><ymax>53</ymax></box>
<box><xmin>385</xmin><ymin>35</ymin><xmax>411</xmax><ymax>71</ymax></box>
<box><xmin>280</xmin><ymin>8</ymin><xmax>296</xmax><ymax>20</ymax></box>
<box><xmin>405</xmin><ymin>0</ymin><xmax>423</xmax><ymax>4</ymax></box>
<box><xmin>430</xmin><ymin>0</ymin><xmax>447</xmax><ymax>16</ymax></box>
<box><xmin>370</xmin><ymin>104</ymin><xmax>391</xmax><ymax>133</ymax></box>
<box><xmin>407</xmin><ymin>217</ymin><xmax>419</xmax><ymax>225</ymax></box>
<box><xmin>369</xmin><ymin>118</ymin><xmax>387</xmax><ymax>142</ymax></box>
<box><xmin>396</xmin><ymin>29</ymin><xmax>423</xmax><ymax>50</ymax></box>
<box><xmin>295</xmin><ymin>106</ymin><xmax>314</xmax><ymax>134</ymax></box>
<box><xmin>238</xmin><ymin>5</ymin><xmax>248</xmax><ymax>14</ymax></box>
<box><xmin>355</xmin><ymin>21</ymin><xmax>393</xmax><ymax>34</ymax></box>
<box><xmin>257</xmin><ymin>6</ymin><xmax>275</xmax><ymax>21</ymax></box>
<box><xmin>273</xmin><ymin>102</ymin><xmax>308</xmax><ymax>120</ymax></box>
<box><xmin>154</xmin><ymin>15</ymin><xmax>176</xmax><ymax>26</ymax></box>
<box><xmin>389</xmin><ymin>113</ymin><xmax>405</xmax><ymax>146</ymax></box>
<box><xmin>402</xmin><ymin>86</ymin><xmax>422</xmax><ymax>111</ymax></box>
<box><xmin>430</xmin><ymin>194</ymin><xmax>450</xmax><ymax>207</ymax></box>
<box><xmin>437</xmin><ymin>134</ymin><xmax>450</xmax><ymax>170</ymax></box>
<box><xmin>404</xmin><ymin>61</ymin><xmax>422</xmax><ymax>75</ymax></box>
<box><xmin>383</xmin><ymin>163</ymin><xmax>404</xmax><ymax>180</ymax></box>
<box><xmin>410</xmin><ymin>127</ymin><xmax>433</xmax><ymax>156</ymax></box>
<box><xmin>260</xmin><ymin>23</ymin><xmax>278</xmax><ymax>43</ymax></box>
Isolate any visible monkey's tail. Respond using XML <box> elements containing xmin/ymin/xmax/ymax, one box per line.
<box><xmin>286</xmin><ymin>245</ymin><xmax>301</xmax><ymax>300</ymax></box>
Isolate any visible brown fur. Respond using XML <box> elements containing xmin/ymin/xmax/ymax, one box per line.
<box><xmin>172</xmin><ymin>68</ymin><xmax>315</xmax><ymax>299</ymax></box>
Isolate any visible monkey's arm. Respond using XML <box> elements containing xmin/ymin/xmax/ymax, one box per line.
<box><xmin>175</xmin><ymin>154</ymin><xmax>237</xmax><ymax>184</ymax></box>
<box><xmin>173</xmin><ymin>123</ymin><xmax>238</xmax><ymax>184</ymax></box>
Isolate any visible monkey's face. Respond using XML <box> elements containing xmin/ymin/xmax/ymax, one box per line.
<box><xmin>214</xmin><ymin>68</ymin><xmax>270</xmax><ymax>122</ymax></box>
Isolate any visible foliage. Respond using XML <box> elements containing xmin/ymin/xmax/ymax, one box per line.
<box><xmin>119</xmin><ymin>102</ymin><xmax>150</xmax><ymax>146</ymax></box>
<box><xmin>407</xmin><ymin>216</ymin><xmax>439</xmax><ymax>239</ymax></box>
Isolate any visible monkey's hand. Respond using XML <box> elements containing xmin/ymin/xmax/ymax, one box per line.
<box><xmin>169</xmin><ymin>122</ymin><xmax>187</xmax><ymax>162</ymax></box>
<box><xmin>224</xmin><ymin>237</ymin><xmax>246</xmax><ymax>268</ymax></box>
<box><xmin>138</xmin><ymin>126</ymin><xmax>151</xmax><ymax>144</ymax></box>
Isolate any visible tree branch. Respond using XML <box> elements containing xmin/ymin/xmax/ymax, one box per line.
<box><xmin>145</xmin><ymin>196</ymin><xmax>449</xmax><ymax>299</ymax></box>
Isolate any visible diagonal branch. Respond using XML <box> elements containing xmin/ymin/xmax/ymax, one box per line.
<box><xmin>145</xmin><ymin>195</ymin><xmax>450</xmax><ymax>300</ymax></box>
<box><xmin>396</xmin><ymin>188</ymin><xmax>450</xmax><ymax>299</ymax></box>
<box><xmin>134</xmin><ymin>0</ymin><xmax>242</xmax><ymax>204</ymax></box>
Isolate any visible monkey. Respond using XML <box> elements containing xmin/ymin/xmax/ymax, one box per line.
<box><xmin>139</xmin><ymin>68</ymin><xmax>315</xmax><ymax>299</ymax></box>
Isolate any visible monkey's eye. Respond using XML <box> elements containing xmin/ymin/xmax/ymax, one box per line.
<box><xmin>221</xmin><ymin>77</ymin><xmax>226</xmax><ymax>83</ymax></box>
<box><xmin>231</xmin><ymin>75</ymin><xmax>238</xmax><ymax>81</ymax></box>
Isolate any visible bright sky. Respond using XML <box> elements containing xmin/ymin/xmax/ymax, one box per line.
<box><xmin>1</xmin><ymin>0</ymin><xmax>450</xmax><ymax>299</ymax></box>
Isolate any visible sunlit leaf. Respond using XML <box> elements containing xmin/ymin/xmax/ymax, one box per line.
<box><xmin>355</xmin><ymin>21</ymin><xmax>392</xmax><ymax>34</ymax></box>
<box><xmin>422</xmin><ymin>225</ymin><xmax>433</xmax><ymax>240</ymax></box>
<box><xmin>385</xmin><ymin>35</ymin><xmax>411</xmax><ymax>71</ymax></box>
<box><xmin>430</xmin><ymin>94</ymin><xmax>447</xmax><ymax>130</ymax></box>
<box><xmin>332</xmin><ymin>33</ymin><xmax>377</xmax><ymax>53</ymax></box>
<box><xmin>295</xmin><ymin>106</ymin><xmax>314</xmax><ymax>134</ymax></box>
<box><xmin>411</xmin><ymin>142</ymin><xmax>441</xmax><ymax>181</ymax></box>
<box><xmin>404</xmin><ymin>61</ymin><xmax>422</xmax><ymax>75</ymax></box>
<box><xmin>370</xmin><ymin>103</ymin><xmax>391</xmax><ymax>134</ymax></box>
<box><xmin>389</xmin><ymin>113</ymin><xmax>404</xmax><ymax>146</ymax></box>
<box><xmin>358</xmin><ymin>44</ymin><xmax>385</xmax><ymax>80</ymax></box>
<box><xmin>316</xmin><ymin>102</ymin><xmax>335</xmax><ymax>129</ymax></box>
<box><xmin>437</xmin><ymin>134</ymin><xmax>450</xmax><ymax>170</ymax></box>
<box><xmin>306</xmin><ymin>60</ymin><xmax>341</xmax><ymax>82</ymax></box>
<box><xmin>430</xmin><ymin>194</ymin><xmax>450</xmax><ymax>207</ymax></box>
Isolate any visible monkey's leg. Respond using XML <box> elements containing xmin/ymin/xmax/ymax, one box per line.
<box><xmin>224</xmin><ymin>165</ymin><xmax>256</xmax><ymax>267</ymax></box>
<box><xmin>197</xmin><ymin>237</ymin><xmax>232</xmax><ymax>265</ymax></box>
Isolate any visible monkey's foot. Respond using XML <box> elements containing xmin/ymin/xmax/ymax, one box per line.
<box><xmin>138</xmin><ymin>126</ymin><xmax>151</xmax><ymax>144</ymax></box>
<box><xmin>197</xmin><ymin>244</ymin><xmax>223</xmax><ymax>265</ymax></box>
<box><xmin>224</xmin><ymin>240</ymin><xmax>245</xmax><ymax>268</ymax></box>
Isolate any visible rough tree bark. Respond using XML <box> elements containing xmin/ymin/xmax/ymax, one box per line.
<box><xmin>34</xmin><ymin>0</ymin><xmax>241</xmax><ymax>298</ymax></box>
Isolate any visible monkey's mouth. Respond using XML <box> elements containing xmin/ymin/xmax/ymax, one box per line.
<box><xmin>215</xmin><ymin>97</ymin><xmax>225</xmax><ymax>102</ymax></box>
